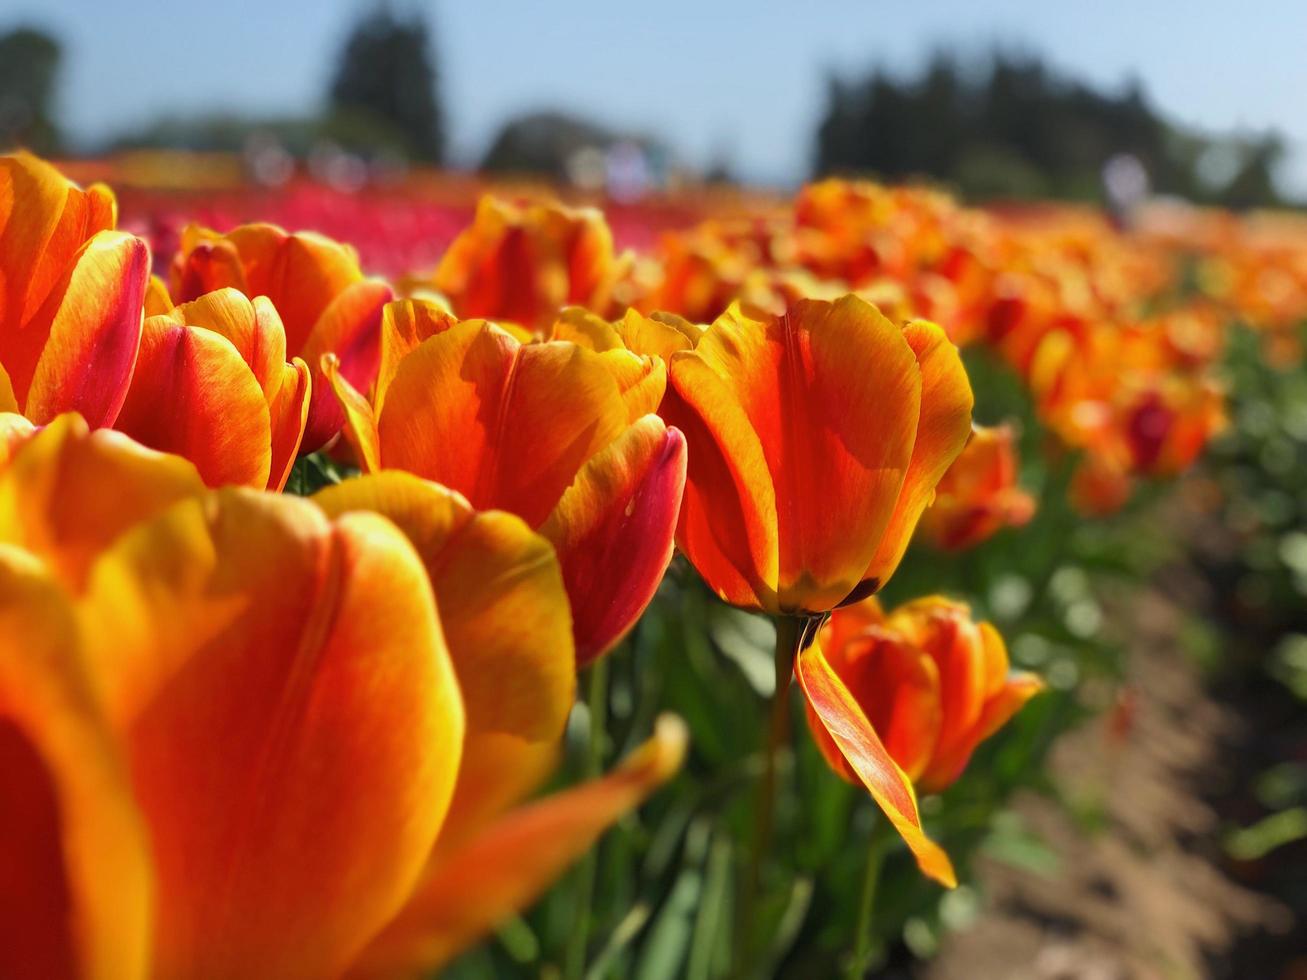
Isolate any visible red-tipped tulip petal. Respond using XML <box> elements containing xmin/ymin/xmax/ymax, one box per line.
<box><xmin>114</xmin><ymin>316</ymin><xmax>272</xmax><ymax>489</ymax></box>
<box><xmin>540</xmin><ymin>415</ymin><xmax>686</xmax><ymax>663</ymax></box>
<box><xmin>17</xmin><ymin>231</ymin><xmax>148</xmax><ymax>427</ymax></box>
<box><xmin>299</xmin><ymin>278</ymin><xmax>391</xmax><ymax>452</ymax></box>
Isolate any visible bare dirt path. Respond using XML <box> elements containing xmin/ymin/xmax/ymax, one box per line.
<box><xmin>923</xmin><ymin>589</ymin><xmax>1296</xmax><ymax>980</ymax></box>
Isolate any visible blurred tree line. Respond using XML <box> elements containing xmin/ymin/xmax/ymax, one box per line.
<box><xmin>0</xmin><ymin>27</ymin><xmax>62</xmax><ymax>154</ymax></box>
<box><xmin>0</xmin><ymin>8</ymin><xmax>445</xmax><ymax>166</ymax></box>
<box><xmin>815</xmin><ymin>50</ymin><xmax>1285</xmax><ymax>207</ymax></box>
<box><xmin>0</xmin><ymin>17</ymin><xmax>1291</xmax><ymax>206</ymax></box>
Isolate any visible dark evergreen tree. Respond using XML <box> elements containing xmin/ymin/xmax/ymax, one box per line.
<box><xmin>328</xmin><ymin>6</ymin><xmax>444</xmax><ymax>163</ymax></box>
<box><xmin>0</xmin><ymin>27</ymin><xmax>62</xmax><ymax>154</ymax></box>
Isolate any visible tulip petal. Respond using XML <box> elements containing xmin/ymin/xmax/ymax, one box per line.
<box><xmin>797</xmin><ymin>641</ymin><xmax>956</xmax><ymax>887</ymax></box>
<box><xmin>314</xmin><ymin>471</ymin><xmax>575</xmax><ymax>741</ymax></box>
<box><xmin>430</xmin><ymin>732</ymin><xmax>559</xmax><ymax>861</ymax></box>
<box><xmin>378</xmin><ymin>321</ymin><xmax>631</xmax><ymax>526</ymax></box>
<box><xmin>550</xmin><ymin>306</ymin><xmax>625</xmax><ymax>351</ymax></box>
<box><xmin>540</xmin><ymin>415</ymin><xmax>686</xmax><ymax>664</ymax></box>
<box><xmin>669</xmin><ymin>296</ymin><xmax>923</xmax><ymax>612</ymax></box>
<box><xmin>0</xmin><ymin>551</ymin><xmax>152</xmax><ymax>980</ymax></box>
<box><xmin>662</xmin><ymin>351</ymin><xmax>779</xmax><ymax>609</ymax></box>
<box><xmin>174</xmin><ymin>290</ymin><xmax>287</xmax><ymax>401</ymax></box>
<box><xmin>323</xmin><ymin>352</ymin><xmax>381</xmax><ymax>473</ymax></box>
<box><xmin>619</xmin><ymin>309</ymin><xmax>703</xmax><ymax>361</ymax></box>
<box><xmin>814</xmin><ymin>631</ymin><xmax>943</xmax><ymax>784</ymax></box>
<box><xmin>266</xmin><ymin>357</ymin><xmax>311</xmax><ymax>491</ymax></box>
<box><xmin>79</xmin><ymin>491</ymin><xmax>465</xmax><ymax>979</ymax></box>
<box><xmin>599</xmin><ymin>347</ymin><xmax>668</xmax><ymax>420</ymax></box>
<box><xmin>299</xmin><ymin>278</ymin><xmax>392</xmax><ymax>452</ymax></box>
<box><xmin>349</xmin><ymin>715</ymin><xmax>688</xmax><ymax>979</ymax></box>
<box><xmin>228</xmin><ymin>226</ymin><xmax>362</xmax><ymax>352</ymax></box>
<box><xmin>976</xmin><ymin>671</ymin><xmax>1044</xmax><ymax>744</ymax></box>
<box><xmin>170</xmin><ymin>227</ymin><xmax>248</xmax><ymax>300</ymax></box>
<box><xmin>0</xmin><ymin>361</ymin><xmax>17</xmax><ymax>413</ymax></box>
<box><xmin>114</xmin><ymin>316</ymin><xmax>272</xmax><ymax>489</ymax></box>
<box><xmin>0</xmin><ymin>411</ymin><xmax>35</xmax><ymax>465</ymax></box>
<box><xmin>0</xmin><ymin>152</ymin><xmax>70</xmax><ymax>329</ymax></box>
<box><xmin>142</xmin><ymin>275</ymin><xmax>173</xmax><ymax>317</ymax></box>
<box><xmin>858</xmin><ymin>320</ymin><xmax>973</xmax><ymax>594</ymax></box>
<box><xmin>19</xmin><ymin>231</ymin><xmax>148</xmax><ymax>427</ymax></box>
<box><xmin>0</xmin><ymin>153</ymin><xmax>116</xmax><ymax>333</ymax></box>
<box><xmin>0</xmin><ymin>413</ymin><xmax>204</xmax><ymax>588</ymax></box>
<box><xmin>375</xmin><ymin>299</ymin><xmax>460</xmax><ymax>417</ymax></box>
<box><xmin>918</xmin><ymin>623</ymin><xmax>1042</xmax><ymax>792</ymax></box>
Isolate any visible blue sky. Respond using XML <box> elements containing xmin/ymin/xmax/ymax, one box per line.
<box><xmin>9</xmin><ymin>0</ymin><xmax>1306</xmax><ymax>192</ymax></box>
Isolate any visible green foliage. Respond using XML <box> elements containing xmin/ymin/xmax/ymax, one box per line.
<box><xmin>284</xmin><ymin>452</ymin><xmax>351</xmax><ymax>496</ymax></box>
<box><xmin>442</xmin><ymin>349</ymin><xmax>1154</xmax><ymax>978</ymax></box>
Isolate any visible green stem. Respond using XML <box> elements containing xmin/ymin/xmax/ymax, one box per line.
<box><xmin>846</xmin><ymin>814</ymin><xmax>889</xmax><ymax>979</ymax></box>
<box><xmin>564</xmin><ymin>656</ymin><xmax>611</xmax><ymax>980</ymax></box>
<box><xmin>737</xmin><ymin>614</ymin><xmax>807</xmax><ymax>976</ymax></box>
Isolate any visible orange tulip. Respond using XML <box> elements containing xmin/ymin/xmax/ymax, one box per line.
<box><xmin>1</xmin><ymin>418</ymin><xmax>466</xmax><ymax>978</ymax></box>
<box><xmin>1119</xmin><ymin>382</ymin><xmax>1225</xmax><ymax>477</ymax></box>
<box><xmin>0</xmin><ymin>152</ymin><xmax>149</xmax><ymax>427</ymax></box>
<box><xmin>661</xmin><ymin>295</ymin><xmax>973</xmax><ymax>615</ymax></box>
<box><xmin>315</xmin><ymin>472</ymin><xmax>686</xmax><ymax>976</ymax></box>
<box><xmin>1068</xmin><ymin>449</ymin><xmax>1135</xmax><ymax>517</ymax></box>
<box><xmin>799</xmin><ymin>596</ymin><xmax>1039</xmax><ymax>888</ymax></box>
<box><xmin>328</xmin><ymin>300</ymin><xmax>687</xmax><ymax>664</ymax></box>
<box><xmin>641</xmin><ymin>224</ymin><xmax>762</xmax><ymax>324</ymax></box>
<box><xmin>548</xmin><ymin>306</ymin><xmax>704</xmax><ymax>365</ymax></box>
<box><xmin>919</xmin><ymin>423</ymin><xmax>1036</xmax><ymax>550</ymax></box>
<box><xmin>430</xmin><ymin>196</ymin><xmax>631</xmax><ymax>332</ymax></box>
<box><xmin>114</xmin><ymin>288</ymin><xmax>310</xmax><ymax>490</ymax></box>
<box><xmin>0</xmin><ymin>418</ymin><xmax>686</xmax><ymax>977</ymax></box>
<box><xmin>170</xmin><ymin>222</ymin><xmax>393</xmax><ymax>451</ymax></box>
<box><xmin>805</xmin><ymin>596</ymin><xmax>1042</xmax><ymax>795</ymax></box>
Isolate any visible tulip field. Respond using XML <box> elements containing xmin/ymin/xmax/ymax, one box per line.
<box><xmin>4</xmin><ymin>149</ymin><xmax>1307</xmax><ymax>979</ymax></box>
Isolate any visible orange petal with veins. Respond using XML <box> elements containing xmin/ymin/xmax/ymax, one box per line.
<box><xmin>0</xmin><ymin>550</ymin><xmax>153</xmax><ymax>980</ymax></box>
<box><xmin>797</xmin><ymin>640</ymin><xmax>956</xmax><ymax>887</ymax></box>
<box><xmin>78</xmin><ymin>491</ymin><xmax>465</xmax><ymax>979</ymax></box>
<box><xmin>114</xmin><ymin>315</ymin><xmax>272</xmax><ymax>489</ymax></box>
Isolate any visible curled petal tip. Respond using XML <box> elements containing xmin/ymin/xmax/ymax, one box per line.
<box><xmin>542</xmin><ymin>416</ymin><xmax>687</xmax><ymax>665</ymax></box>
